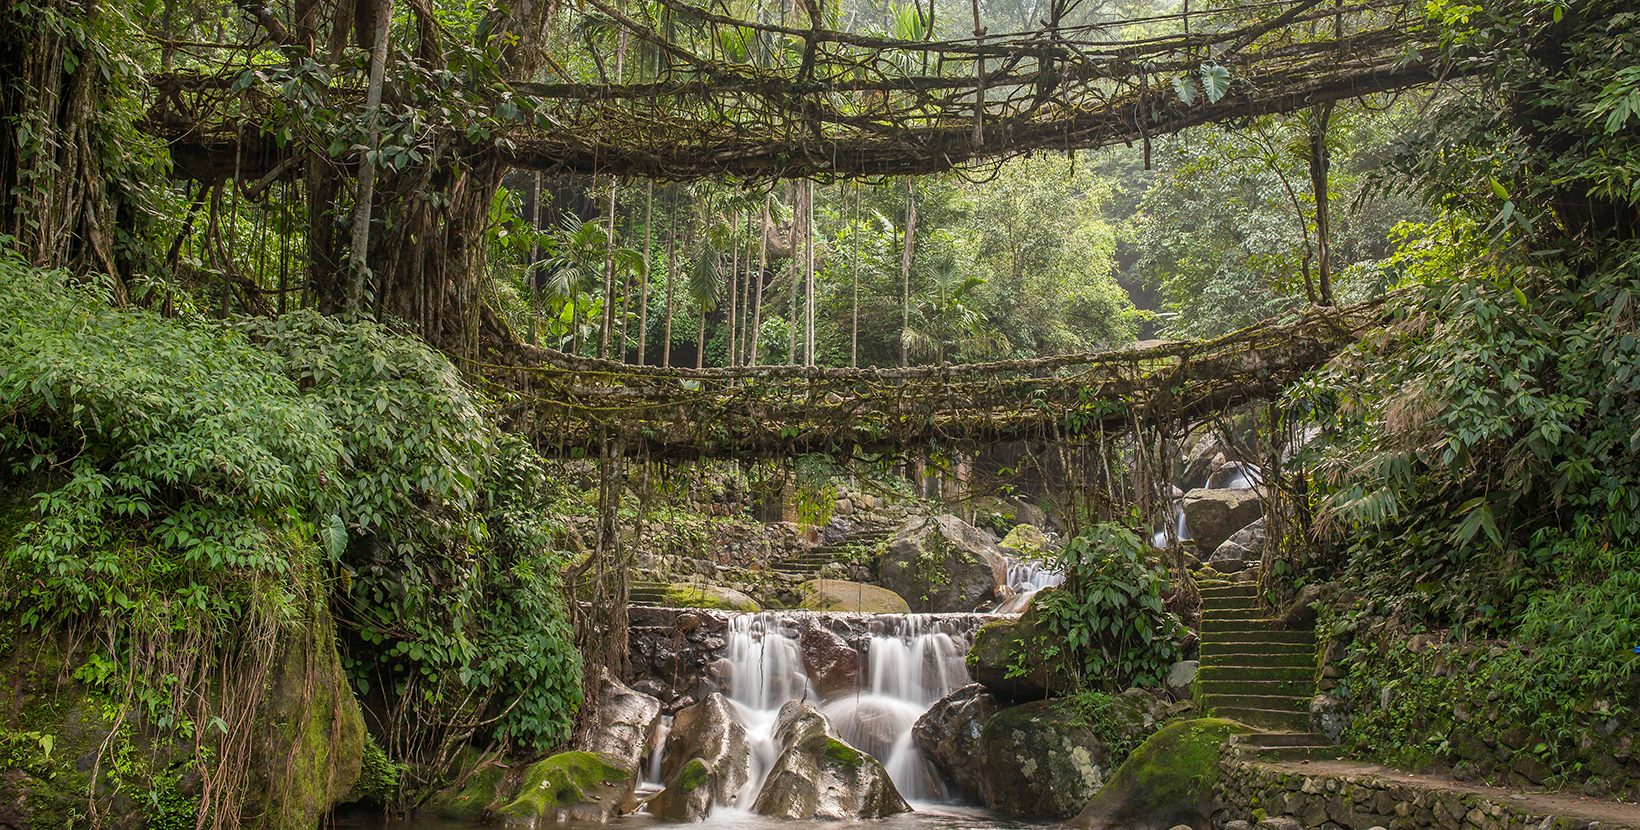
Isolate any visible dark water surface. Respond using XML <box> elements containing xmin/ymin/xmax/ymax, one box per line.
<box><xmin>349</xmin><ymin>802</ymin><xmax>1061</xmax><ymax>830</ymax></box>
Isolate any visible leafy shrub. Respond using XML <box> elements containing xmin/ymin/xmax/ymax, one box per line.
<box><xmin>1032</xmin><ymin>523</ymin><xmax>1186</xmax><ymax>691</ymax></box>
<box><xmin>0</xmin><ymin>247</ymin><xmax>581</xmax><ymax>760</ymax></box>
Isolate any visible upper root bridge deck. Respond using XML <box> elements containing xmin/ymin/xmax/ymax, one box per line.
<box><xmin>483</xmin><ymin>300</ymin><xmax>1384</xmax><ymax>459</ymax></box>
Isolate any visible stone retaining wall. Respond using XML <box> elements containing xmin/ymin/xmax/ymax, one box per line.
<box><xmin>1215</xmin><ymin>746</ymin><xmax>1637</xmax><ymax>830</ymax></box>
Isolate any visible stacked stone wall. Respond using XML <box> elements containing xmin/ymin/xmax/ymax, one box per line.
<box><xmin>1215</xmin><ymin>746</ymin><xmax>1636</xmax><ymax>830</ymax></box>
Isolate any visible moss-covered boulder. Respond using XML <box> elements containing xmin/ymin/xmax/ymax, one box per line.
<box><xmin>656</xmin><ymin>693</ymin><xmax>750</xmax><ymax>810</ymax></box>
<box><xmin>796</xmin><ymin>580</ymin><xmax>910</xmax><ymax>613</ymax></box>
<box><xmin>422</xmin><ymin>757</ymin><xmax>516</xmax><ymax>821</ymax></box>
<box><xmin>1067</xmin><ymin>718</ymin><xmax>1253</xmax><ymax>830</ymax></box>
<box><xmin>496</xmin><ymin>751</ymin><xmax>634</xmax><ymax>826</ymax></box>
<box><xmin>648</xmin><ymin>757</ymin><xmax>716</xmax><ymax>821</ymax></box>
<box><xmin>0</xmin><ymin>603</ymin><xmax>366</xmax><ymax>830</ymax></box>
<box><xmin>975</xmin><ymin>699</ymin><xmax>1112</xmax><ymax>818</ymax></box>
<box><xmin>911</xmin><ymin>684</ymin><xmax>1007</xmax><ymax>803</ymax></box>
<box><xmin>878</xmin><ymin>515</ymin><xmax>1008</xmax><ymax>612</ymax></box>
<box><xmin>750</xmin><ymin>701</ymin><xmax>910</xmax><ymax>820</ymax></box>
<box><xmin>1000</xmin><ymin>524</ymin><xmax>1048</xmax><ymax>556</ymax></box>
<box><xmin>664</xmin><ymin>583</ymin><xmax>760</xmax><ymax>612</ymax></box>
<box><xmin>966</xmin><ymin>592</ymin><xmax>1076</xmax><ymax>700</ymax></box>
<box><xmin>244</xmin><ymin>602</ymin><xmax>368</xmax><ymax>830</ymax></box>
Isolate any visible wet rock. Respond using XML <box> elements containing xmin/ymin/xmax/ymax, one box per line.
<box><xmin>878</xmin><ymin>515</ymin><xmax>1009</xmax><ymax>612</ymax></box>
<box><xmin>976</xmin><ymin>699</ymin><xmax>1112</xmax><ymax>818</ymax></box>
<box><xmin>1209</xmin><ymin>518</ymin><xmax>1265</xmax><ymax>565</ymax></box>
<box><xmin>966</xmin><ymin>591</ymin><xmax>1076</xmax><ymax>700</ymax></box>
<box><xmin>658</xmin><ymin>693</ymin><xmax>751</xmax><ymax>810</ymax></box>
<box><xmin>1180</xmin><ymin>489</ymin><xmax>1263</xmax><ymax>557</ymax></box>
<box><xmin>649</xmin><ymin>758</ymin><xmax>716</xmax><ymax>822</ymax></box>
<box><xmin>1068</xmin><ymin>718</ymin><xmax>1254</xmax><ymax>830</ymax></box>
<box><xmin>664</xmin><ymin>583</ymin><xmax>760</xmax><ymax>612</ymax></box>
<box><xmin>912</xmin><ymin>684</ymin><xmax>1007</xmax><ymax>803</ymax></box>
<box><xmin>751</xmin><ymin>701</ymin><xmax>911</xmax><ymax>820</ymax></box>
<box><xmin>799</xmin><ymin>621</ymin><xmax>862</xmax><ymax>697</ymax></box>
<box><xmin>495</xmin><ymin>751</ymin><xmax>635</xmax><ymax>826</ymax></box>
<box><xmin>797</xmin><ymin>579</ymin><xmax>910</xmax><ymax>614</ymax></box>
<box><xmin>583</xmin><ymin>667</ymin><xmax>661</xmax><ymax>813</ymax></box>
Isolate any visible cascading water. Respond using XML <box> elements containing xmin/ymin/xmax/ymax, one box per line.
<box><xmin>713</xmin><ymin>612</ymin><xmax>975</xmax><ymax>806</ymax></box>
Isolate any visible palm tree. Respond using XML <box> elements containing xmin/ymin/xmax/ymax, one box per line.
<box><xmin>902</xmin><ymin>255</ymin><xmax>1008</xmax><ymax>364</ymax></box>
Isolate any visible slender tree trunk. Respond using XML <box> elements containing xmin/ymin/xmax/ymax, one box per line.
<box><xmin>527</xmin><ymin>171</ymin><xmax>542</xmax><ymax>345</ymax></box>
<box><xmin>599</xmin><ymin>177</ymin><xmax>617</xmax><ymax>358</ymax></box>
<box><xmin>637</xmin><ymin>181</ymin><xmax>652</xmax><ymax>364</ymax></box>
<box><xmin>850</xmin><ymin>183</ymin><xmax>859</xmax><ymax>368</ymax></box>
<box><xmin>663</xmin><ymin>186</ymin><xmax>677</xmax><ymax>367</ymax></box>
<box><xmin>727</xmin><ymin>208</ymin><xmax>740</xmax><ymax>366</ymax></box>
<box><xmin>786</xmin><ymin>182</ymin><xmax>800</xmax><ymax>365</ymax></box>
<box><xmin>805</xmin><ymin>182</ymin><xmax>816</xmax><ymax>365</ymax></box>
<box><xmin>900</xmin><ymin>179</ymin><xmax>917</xmax><ymax>367</ymax></box>
<box><xmin>1309</xmin><ymin>101</ymin><xmax>1335</xmax><ymax>306</ymax></box>
<box><xmin>750</xmin><ymin>195</ymin><xmax>770</xmax><ymax>366</ymax></box>
<box><xmin>347</xmin><ymin>0</ymin><xmax>392</xmax><ymax>314</ymax></box>
<box><xmin>696</xmin><ymin>302</ymin><xmax>707</xmax><ymax>368</ymax></box>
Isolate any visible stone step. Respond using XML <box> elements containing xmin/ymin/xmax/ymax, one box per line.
<box><xmin>1202</xmin><ymin>693</ymin><xmax>1311</xmax><ymax>712</ymax></box>
<box><xmin>1200</xmin><ymin>629</ymin><xmax>1315</xmax><ymax>645</ymax></box>
<box><xmin>1241</xmin><ymin>732</ymin><xmax>1331</xmax><ymax>748</ymax></box>
<box><xmin>1197</xmin><ymin>665</ymin><xmax>1313</xmax><ymax>683</ymax></box>
<box><xmin>1202</xmin><ymin>619</ymin><xmax>1287</xmax><ymax>634</ymax></box>
<box><xmin>1198</xmin><ymin>584</ymin><xmax>1259</xmax><ymax>597</ymax></box>
<box><xmin>1201</xmin><ymin>638</ymin><xmax>1315</xmax><ymax>655</ymax></box>
<box><xmin>1202</xmin><ymin>602</ymin><xmax>1269</xmax><ymax>616</ymax></box>
<box><xmin>1261</xmin><ymin>745</ymin><xmax>1350</xmax><ymax>762</ymax></box>
<box><xmin>1210</xmin><ymin>706</ymin><xmax>1311</xmax><ymax>732</ymax></box>
<box><xmin>1195</xmin><ymin>678</ymin><xmax>1314</xmax><ymax>697</ymax></box>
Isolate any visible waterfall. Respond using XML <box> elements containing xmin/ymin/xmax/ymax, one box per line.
<box><xmin>995</xmin><ymin>556</ymin><xmax>1064</xmax><ymax>614</ymax></box>
<box><xmin>714</xmin><ymin>611</ymin><xmax>975</xmax><ymax>805</ymax></box>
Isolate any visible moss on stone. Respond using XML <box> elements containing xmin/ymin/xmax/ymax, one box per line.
<box><xmin>1068</xmin><ymin>717</ymin><xmax>1254</xmax><ymax>830</ymax></box>
<box><xmin>797</xmin><ymin>580</ymin><xmax>910</xmax><ymax>613</ymax></box>
<box><xmin>822</xmin><ymin>738</ymin><xmax>865</xmax><ymax>772</ymax></box>
<box><xmin>664</xmin><ymin>584</ymin><xmax>761</xmax><ymax>611</ymax></box>
<box><xmin>497</xmin><ymin>751</ymin><xmax>630</xmax><ymax>819</ymax></box>
<box><xmin>672</xmin><ymin>758</ymin><xmax>710</xmax><ymax>792</ymax></box>
<box><xmin>425</xmin><ymin>762</ymin><xmax>513</xmax><ymax>820</ymax></box>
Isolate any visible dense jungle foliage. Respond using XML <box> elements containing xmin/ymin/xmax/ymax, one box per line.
<box><xmin>1</xmin><ymin>0</ymin><xmax>1638</xmax><ymax>817</ymax></box>
<box><xmin>1281</xmin><ymin>0</ymin><xmax>1640</xmax><ymax>764</ymax></box>
<box><xmin>0</xmin><ymin>253</ymin><xmax>582</xmax><ymax>790</ymax></box>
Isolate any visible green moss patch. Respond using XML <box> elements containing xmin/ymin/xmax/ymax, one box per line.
<box><xmin>664</xmin><ymin>584</ymin><xmax>760</xmax><ymax>612</ymax></box>
<box><xmin>497</xmin><ymin>751</ymin><xmax>630</xmax><ymax>819</ymax></box>
<box><xmin>1068</xmin><ymin>718</ymin><xmax>1252</xmax><ymax>830</ymax></box>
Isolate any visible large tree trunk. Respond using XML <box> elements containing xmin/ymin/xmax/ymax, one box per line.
<box><xmin>1</xmin><ymin>0</ymin><xmax>136</xmax><ymax>288</ymax></box>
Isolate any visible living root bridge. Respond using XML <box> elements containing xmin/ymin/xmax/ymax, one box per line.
<box><xmin>484</xmin><ymin>300</ymin><xmax>1387</xmax><ymax>460</ymax></box>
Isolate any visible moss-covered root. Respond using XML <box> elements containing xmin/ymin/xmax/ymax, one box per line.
<box><xmin>495</xmin><ymin>751</ymin><xmax>635</xmax><ymax>827</ymax></box>
<box><xmin>1067</xmin><ymin>718</ymin><xmax>1253</xmax><ymax>830</ymax></box>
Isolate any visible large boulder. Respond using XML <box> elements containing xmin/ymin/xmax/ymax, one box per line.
<box><xmin>495</xmin><ymin>751</ymin><xmax>635</xmax><ymax>826</ymax></box>
<box><xmin>1180</xmin><ymin>489</ymin><xmax>1262</xmax><ymax>557</ymax></box>
<box><xmin>655</xmin><ymin>693</ymin><xmax>751</xmax><ymax>815</ymax></box>
<box><xmin>966</xmin><ymin>591</ymin><xmax>1076</xmax><ymax>700</ymax></box>
<box><xmin>911</xmin><ymin>684</ymin><xmax>1007</xmax><ymax>803</ymax></box>
<box><xmin>799</xmin><ymin>620</ymin><xmax>862</xmax><ymax>697</ymax></box>
<box><xmin>751</xmin><ymin>701</ymin><xmax>911</xmax><ymax>820</ymax></box>
<box><xmin>648</xmin><ymin>758</ymin><xmax>716</xmax><ymax>822</ymax></box>
<box><xmin>1000</xmin><ymin>523</ymin><xmax>1049</xmax><ymax>556</ymax></box>
<box><xmin>797</xmin><ymin>579</ymin><xmax>910</xmax><ymax>613</ymax></box>
<box><xmin>574</xmin><ymin>668</ymin><xmax>660</xmax><ymax>816</ymax></box>
<box><xmin>1067</xmin><ymin>718</ymin><xmax>1254</xmax><ymax>830</ymax></box>
<box><xmin>1208</xmin><ymin>517</ymin><xmax>1266</xmax><ymax>569</ymax></box>
<box><xmin>878</xmin><ymin>515</ymin><xmax>1008</xmax><ymax>612</ymax></box>
<box><xmin>976</xmin><ymin>699</ymin><xmax>1113</xmax><ymax>818</ymax></box>
<box><xmin>664</xmin><ymin>583</ymin><xmax>760</xmax><ymax>611</ymax></box>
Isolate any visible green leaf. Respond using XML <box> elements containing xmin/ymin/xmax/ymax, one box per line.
<box><xmin>1199</xmin><ymin>64</ymin><xmax>1231</xmax><ymax>103</ymax></box>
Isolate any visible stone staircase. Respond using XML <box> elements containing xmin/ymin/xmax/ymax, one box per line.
<box><xmin>768</xmin><ymin>527</ymin><xmax>895</xmax><ymax>581</ymax></box>
<box><xmin>1198</xmin><ymin>578</ymin><xmax>1340</xmax><ymax>759</ymax></box>
<box><xmin>628</xmin><ymin>526</ymin><xmax>897</xmax><ymax>608</ymax></box>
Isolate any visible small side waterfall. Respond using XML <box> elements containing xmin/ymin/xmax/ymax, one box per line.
<box><xmin>713</xmin><ymin>612</ymin><xmax>978</xmax><ymax>805</ymax></box>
